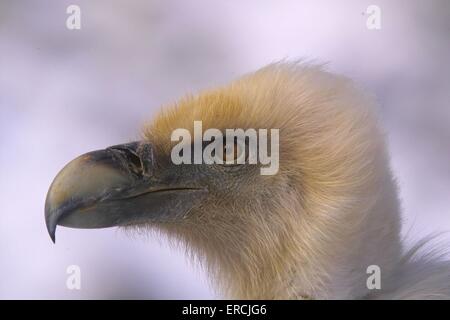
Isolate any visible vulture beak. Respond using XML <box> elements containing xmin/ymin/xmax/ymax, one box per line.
<box><xmin>45</xmin><ymin>141</ymin><xmax>207</xmax><ymax>243</ymax></box>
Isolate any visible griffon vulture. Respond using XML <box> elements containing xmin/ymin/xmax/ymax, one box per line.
<box><xmin>45</xmin><ymin>63</ymin><xmax>450</xmax><ymax>299</ymax></box>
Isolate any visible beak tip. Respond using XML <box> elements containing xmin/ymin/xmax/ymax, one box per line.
<box><xmin>45</xmin><ymin>207</ymin><xmax>58</xmax><ymax>244</ymax></box>
<box><xmin>47</xmin><ymin>224</ymin><xmax>57</xmax><ymax>243</ymax></box>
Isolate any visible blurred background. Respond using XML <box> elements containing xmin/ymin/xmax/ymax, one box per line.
<box><xmin>0</xmin><ymin>0</ymin><xmax>449</xmax><ymax>299</ymax></box>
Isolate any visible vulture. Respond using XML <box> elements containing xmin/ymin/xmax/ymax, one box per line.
<box><xmin>45</xmin><ymin>62</ymin><xmax>450</xmax><ymax>299</ymax></box>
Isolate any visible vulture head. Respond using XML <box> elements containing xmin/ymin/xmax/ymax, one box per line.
<box><xmin>46</xmin><ymin>63</ymin><xmax>444</xmax><ymax>299</ymax></box>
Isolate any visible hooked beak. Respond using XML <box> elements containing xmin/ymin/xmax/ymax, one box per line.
<box><xmin>45</xmin><ymin>141</ymin><xmax>207</xmax><ymax>243</ymax></box>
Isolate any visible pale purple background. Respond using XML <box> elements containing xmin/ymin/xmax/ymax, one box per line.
<box><xmin>0</xmin><ymin>0</ymin><xmax>449</xmax><ymax>299</ymax></box>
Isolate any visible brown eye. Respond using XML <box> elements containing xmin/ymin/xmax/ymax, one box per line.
<box><xmin>223</xmin><ymin>139</ymin><xmax>247</xmax><ymax>164</ymax></box>
<box><xmin>222</xmin><ymin>142</ymin><xmax>236</xmax><ymax>162</ymax></box>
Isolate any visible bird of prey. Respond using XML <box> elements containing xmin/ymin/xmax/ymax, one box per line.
<box><xmin>45</xmin><ymin>62</ymin><xmax>450</xmax><ymax>299</ymax></box>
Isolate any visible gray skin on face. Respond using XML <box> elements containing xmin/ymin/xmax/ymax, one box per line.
<box><xmin>44</xmin><ymin>140</ymin><xmax>260</xmax><ymax>242</ymax></box>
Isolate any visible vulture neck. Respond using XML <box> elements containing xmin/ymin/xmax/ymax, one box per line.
<box><xmin>200</xmin><ymin>170</ymin><xmax>402</xmax><ymax>299</ymax></box>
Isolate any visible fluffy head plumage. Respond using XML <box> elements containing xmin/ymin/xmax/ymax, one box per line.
<box><xmin>141</xmin><ymin>62</ymin><xmax>402</xmax><ymax>299</ymax></box>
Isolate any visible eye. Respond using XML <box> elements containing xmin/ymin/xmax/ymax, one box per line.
<box><xmin>222</xmin><ymin>138</ymin><xmax>247</xmax><ymax>165</ymax></box>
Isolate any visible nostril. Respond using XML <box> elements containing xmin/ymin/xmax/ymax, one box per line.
<box><xmin>107</xmin><ymin>141</ymin><xmax>154</xmax><ymax>178</ymax></box>
<box><xmin>126</xmin><ymin>150</ymin><xmax>143</xmax><ymax>172</ymax></box>
<box><xmin>137</xmin><ymin>142</ymin><xmax>154</xmax><ymax>177</ymax></box>
<box><xmin>108</xmin><ymin>142</ymin><xmax>143</xmax><ymax>176</ymax></box>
